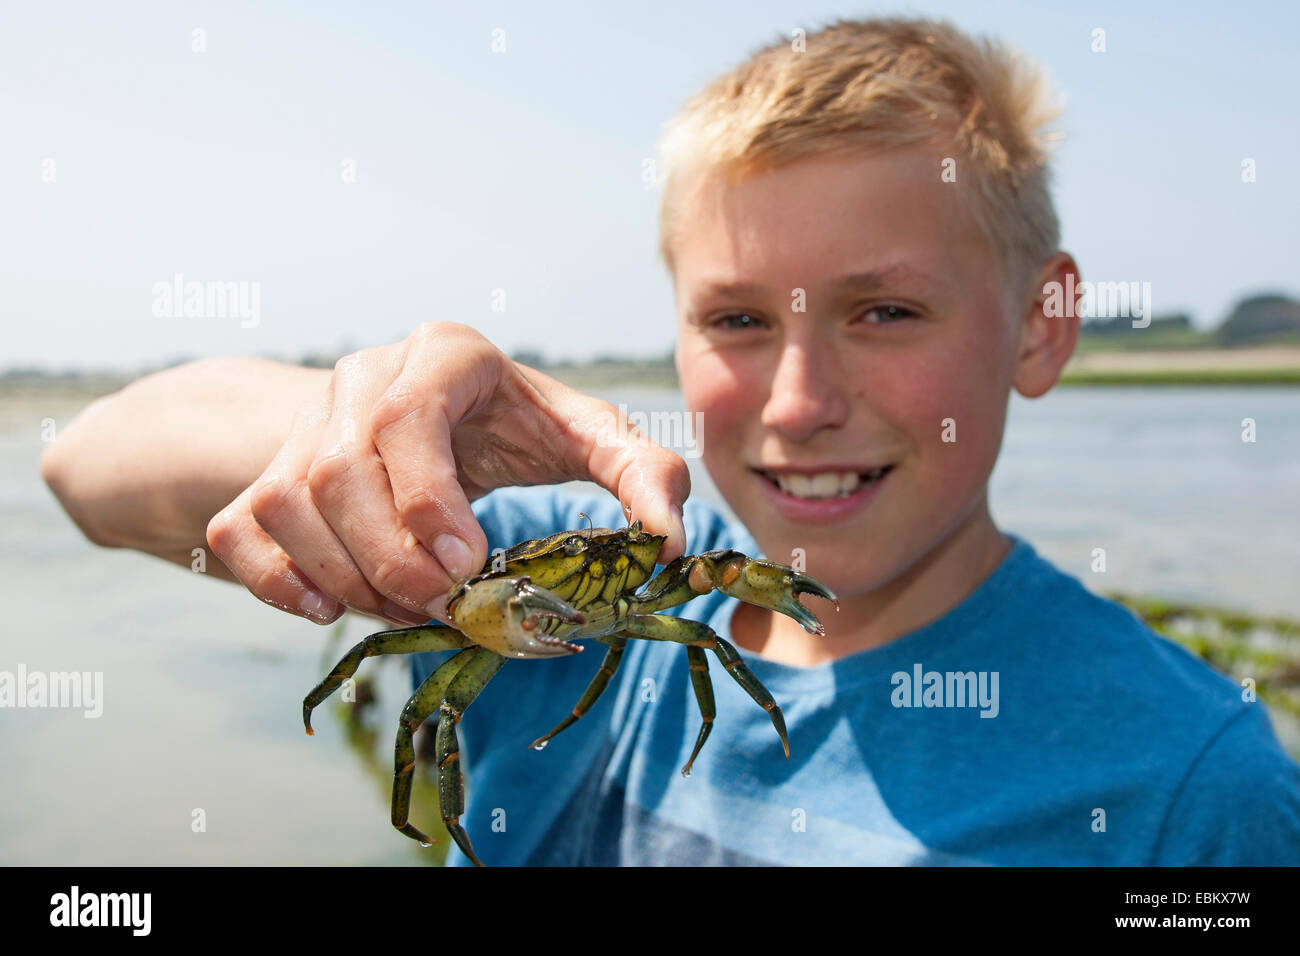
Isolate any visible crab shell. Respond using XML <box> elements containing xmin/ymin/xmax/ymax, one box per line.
<box><xmin>444</xmin><ymin>521</ymin><xmax>666</xmax><ymax>659</ymax></box>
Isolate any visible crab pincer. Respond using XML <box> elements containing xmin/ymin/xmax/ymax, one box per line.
<box><xmin>689</xmin><ymin>550</ymin><xmax>839</xmax><ymax>635</ymax></box>
<box><xmin>449</xmin><ymin>576</ymin><xmax>588</xmax><ymax>658</ymax></box>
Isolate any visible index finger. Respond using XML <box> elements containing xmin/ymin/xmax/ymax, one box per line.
<box><xmin>521</xmin><ymin>369</ymin><xmax>692</xmax><ymax>562</ymax></box>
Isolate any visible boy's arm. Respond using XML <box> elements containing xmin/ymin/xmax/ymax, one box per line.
<box><xmin>41</xmin><ymin>323</ymin><xmax>690</xmax><ymax>627</ymax></box>
<box><xmin>40</xmin><ymin>357</ymin><xmax>325</xmax><ymax>581</ymax></box>
<box><xmin>1149</xmin><ymin>705</ymin><xmax>1300</xmax><ymax>865</ymax></box>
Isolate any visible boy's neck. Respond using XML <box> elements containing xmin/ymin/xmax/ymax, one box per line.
<box><xmin>730</xmin><ymin>496</ymin><xmax>1012</xmax><ymax>668</ymax></box>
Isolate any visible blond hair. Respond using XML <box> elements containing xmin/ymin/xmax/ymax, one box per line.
<box><xmin>658</xmin><ymin>17</ymin><xmax>1064</xmax><ymax>298</ymax></box>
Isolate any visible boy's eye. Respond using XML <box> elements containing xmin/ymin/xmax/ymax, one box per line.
<box><xmin>859</xmin><ymin>305</ymin><xmax>916</xmax><ymax>324</ymax></box>
<box><xmin>713</xmin><ymin>313</ymin><xmax>766</xmax><ymax>330</ymax></box>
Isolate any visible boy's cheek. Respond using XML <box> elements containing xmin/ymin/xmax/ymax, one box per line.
<box><xmin>904</xmin><ymin>340</ymin><xmax>1012</xmax><ymax>449</ymax></box>
<box><xmin>681</xmin><ymin>355</ymin><xmax>751</xmax><ymax>433</ymax></box>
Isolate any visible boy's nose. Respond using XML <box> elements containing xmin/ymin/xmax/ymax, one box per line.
<box><xmin>759</xmin><ymin>341</ymin><xmax>849</xmax><ymax>441</ymax></box>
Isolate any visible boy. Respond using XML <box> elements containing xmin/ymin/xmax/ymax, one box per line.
<box><xmin>44</xmin><ymin>17</ymin><xmax>1300</xmax><ymax>865</ymax></box>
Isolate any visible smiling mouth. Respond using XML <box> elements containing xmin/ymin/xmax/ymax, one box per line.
<box><xmin>754</xmin><ymin>466</ymin><xmax>895</xmax><ymax>500</ymax></box>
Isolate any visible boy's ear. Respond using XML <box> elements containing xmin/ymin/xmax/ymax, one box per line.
<box><xmin>1013</xmin><ymin>252</ymin><xmax>1081</xmax><ymax>399</ymax></box>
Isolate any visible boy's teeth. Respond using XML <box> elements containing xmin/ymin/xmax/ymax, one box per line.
<box><xmin>783</xmin><ymin>474</ymin><xmax>813</xmax><ymax>497</ymax></box>
<box><xmin>773</xmin><ymin>470</ymin><xmax>884</xmax><ymax>499</ymax></box>
<box><xmin>809</xmin><ymin>473</ymin><xmax>840</xmax><ymax>497</ymax></box>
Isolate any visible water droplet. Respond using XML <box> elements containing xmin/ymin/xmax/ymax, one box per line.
<box><xmin>419</xmin><ymin>841</ymin><xmax>432</xmax><ymax>848</ymax></box>
<box><xmin>681</xmin><ymin>768</ymin><xmax>692</xmax><ymax>778</ymax></box>
<box><xmin>532</xmin><ymin>740</ymin><xmax>548</xmax><ymax>751</ymax></box>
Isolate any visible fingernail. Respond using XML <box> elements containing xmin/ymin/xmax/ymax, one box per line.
<box><xmin>433</xmin><ymin>534</ymin><xmax>474</xmax><ymax>581</ymax></box>
<box><xmin>300</xmin><ymin>588</ymin><xmax>340</xmax><ymax>624</ymax></box>
<box><xmin>381</xmin><ymin>599</ymin><xmax>430</xmax><ymax>626</ymax></box>
<box><xmin>425</xmin><ymin>591</ymin><xmax>451</xmax><ymax>621</ymax></box>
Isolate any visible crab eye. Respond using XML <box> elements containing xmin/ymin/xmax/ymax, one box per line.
<box><xmin>564</xmin><ymin>536</ymin><xmax>586</xmax><ymax>555</ymax></box>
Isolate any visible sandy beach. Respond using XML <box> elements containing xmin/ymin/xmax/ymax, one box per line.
<box><xmin>1068</xmin><ymin>346</ymin><xmax>1300</xmax><ymax>371</ymax></box>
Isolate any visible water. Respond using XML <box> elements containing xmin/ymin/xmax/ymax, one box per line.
<box><xmin>0</xmin><ymin>392</ymin><xmax>427</xmax><ymax>865</ymax></box>
<box><xmin>992</xmin><ymin>387</ymin><xmax>1299</xmax><ymax>617</ymax></box>
<box><xmin>1</xmin><ymin>386</ymin><xmax>1296</xmax><ymax>863</ymax></box>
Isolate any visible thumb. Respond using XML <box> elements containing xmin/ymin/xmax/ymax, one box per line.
<box><xmin>614</xmin><ymin>453</ymin><xmax>690</xmax><ymax>563</ymax></box>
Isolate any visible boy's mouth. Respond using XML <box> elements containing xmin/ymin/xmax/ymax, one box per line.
<box><xmin>753</xmin><ymin>465</ymin><xmax>895</xmax><ymax>500</ymax></box>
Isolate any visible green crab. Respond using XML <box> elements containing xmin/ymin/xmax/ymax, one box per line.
<box><xmin>302</xmin><ymin>511</ymin><xmax>837</xmax><ymax>866</ymax></box>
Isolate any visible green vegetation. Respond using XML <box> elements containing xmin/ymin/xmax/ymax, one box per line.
<box><xmin>1073</xmin><ymin>327</ymin><xmax>1214</xmax><ymax>353</ymax></box>
<box><xmin>1077</xmin><ymin>292</ymin><xmax>1300</xmax><ymax>350</ymax></box>
<box><xmin>1111</xmin><ymin>593</ymin><xmax>1300</xmax><ymax>756</ymax></box>
<box><xmin>1059</xmin><ymin>367</ymin><xmax>1300</xmax><ymax>386</ymax></box>
<box><xmin>1075</xmin><ymin>313</ymin><xmax>1204</xmax><ymax>352</ymax></box>
<box><xmin>1217</xmin><ymin>294</ymin><xmax>1300</xmax><ymax>346</ymax></box>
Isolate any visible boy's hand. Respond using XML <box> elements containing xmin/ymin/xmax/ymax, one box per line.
<box><xmin>205</xmin><ymin>322</ymin><xmax>690</xmax><ymax>626</ymax></box>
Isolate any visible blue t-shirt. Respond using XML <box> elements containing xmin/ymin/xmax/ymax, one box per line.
<box><xmin>411</xmin><ymin>485</ymin><xmax>1300</xmax><ymax>866</ymax></box>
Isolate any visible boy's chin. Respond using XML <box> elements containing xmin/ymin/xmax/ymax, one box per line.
<box><xmin>733</xmin><ymin>495</ymin><xmax>929</xmax><ymax>587</ymax></box>
<box><xmin>741</xmin><ymin>522</ymin><xmax>884</xmax><ymax>588</ymax></box>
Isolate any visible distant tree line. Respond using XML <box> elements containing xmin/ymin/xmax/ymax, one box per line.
<box><xmin>507</xmin><ymin>348</ymin><xmax>675</xmax><ymax>371</ymax></box>
<box><xmin>1081</xmin><ymin>293</ymin><xmax>1300</xmax><ymax>346</ymax></box>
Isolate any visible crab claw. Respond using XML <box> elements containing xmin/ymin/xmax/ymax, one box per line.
<box><xmin>450</xmin><ymin>576</ymin><xmax>588</xmax><ymax>659</ymax></box>
<box><xmin>693</xmin><ymin>552</ymin><xmax>838</xmax><ymax>636</ymax></box>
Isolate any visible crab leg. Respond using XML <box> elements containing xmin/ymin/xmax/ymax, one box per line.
<box><xmin>390</xmin><ymin>646</ymin><xmax>483</xmax><ymax>846</ymax></box>
<box><xmin>621</xmin><ymin>613</ymin><xmax>790</xmax><ymax>759</ymax></box>
<box><xmin>628</xmin><ymin>549</ymin><xmax>838</xmax><ymax>635</ymax></box>
<box><xmin>528</xmin><ymin>638</ymin><xmax>717</xmax><ymax>776</ymax></box>
<box><xmin>528</xmin><ymin>635</ymin><xmax>628</xmax><ymax>750</ymax></box>
<box><xmin>435</xmin><ymin>649</ymin><xmax>507</xmax><ymax>867</ymax></box>
<box><xmin>302</xmin><ymin>624</ymin><xmax>474</xmax><ymax>735</ymax></box>
<box><xmin>681</xmin><ymin>645</ymin><xmax>716</xmax><ymax>776</ymax></box>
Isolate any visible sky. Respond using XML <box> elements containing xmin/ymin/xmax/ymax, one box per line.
<box><xmin>2</xmin><ymin>0</ymin><xmax>1297</xmax><ymax>371</ymax></box>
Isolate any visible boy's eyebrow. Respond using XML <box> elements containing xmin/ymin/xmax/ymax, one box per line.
<box><xmin>694</xmin><ymin>264</ymin><xmax>946</xmax><ymax>299</ymax></box>
<box><xmin>836</xmin><ymin>264</ymin><xmax>946</xmax><ymax>293</ymax></box>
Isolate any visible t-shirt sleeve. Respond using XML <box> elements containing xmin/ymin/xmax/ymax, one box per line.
<box><xmin>1150</xmin><ymin>704</ymin><xmax>1300</xmax><ymax>865</ymax></box>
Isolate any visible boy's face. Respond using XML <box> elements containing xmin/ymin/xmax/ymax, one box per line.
<box><xmin>671</xmin><ymin>147</ymin><xmax>1024</xmax><ymax>598</ymax></box>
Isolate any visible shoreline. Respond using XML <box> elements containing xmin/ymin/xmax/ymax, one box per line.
<box><xmin>1060</xmin><ymin>345</ymin><xmax>1300</xmax><ymax>386</ymax></box>
<box><xmin>1057</xmin><ymin>368</ymin><xmax>1300</xmax><ymax>385</ymax></box>
<box><xmin>5</xmin><ymin>345</ymin><xmax>1300</xmax><ymax>394</ymax></box>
